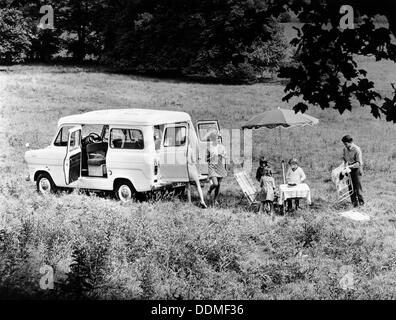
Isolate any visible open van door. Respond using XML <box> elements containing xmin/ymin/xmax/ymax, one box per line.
<box><xmin>159</xmin><ymin>123</ymin><xmax>189</xmax><ymax>183</ymax></box>
<box><xmin>196</xmin><ymin>120</ymin><xmax>220</xmax><ymax>175</ymax></box>
<box><xmin>64</xmin><ymin>126</ymin><xmax>82</xmax><ymax>185</ymax></box>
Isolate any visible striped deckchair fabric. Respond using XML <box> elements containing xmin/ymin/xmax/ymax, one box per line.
<box><xmin>331</xmin><ymin>164</ymin><xmax>354</xmax><ymax>204</ymax></box>
<box><xmin>234</xmin><ymin>171</ymin><xmax>259</xmax><ymax>205</ymax></box>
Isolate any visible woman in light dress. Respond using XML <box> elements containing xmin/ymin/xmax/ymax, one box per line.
<box><xmin>206</xmin><ymin>131</ymin><xmax>227</xmax><ymax>206</ymax></box>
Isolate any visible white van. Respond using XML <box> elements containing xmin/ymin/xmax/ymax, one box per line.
<box><xmin>24</xmin><ymin>109</ymin><xmax>219</xmax><ymax>201</ymax></box>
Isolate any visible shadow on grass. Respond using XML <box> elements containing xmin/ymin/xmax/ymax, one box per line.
<box><xmin>8</xmin><ymin>62</ymin><xmax>289</xmax><ymax>86</ymax></box>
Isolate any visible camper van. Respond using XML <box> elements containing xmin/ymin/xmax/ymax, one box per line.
<box><xmin>24</xmin><ymin>109</ymin><xmax>219</xmax><ymax>202</ymax></box>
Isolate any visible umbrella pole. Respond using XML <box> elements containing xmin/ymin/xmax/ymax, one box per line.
<box><xmin>280</xmin><ymin>127</ymin><xmax>286</xmax><ymax>184</ymax></box>
<box><xmin>279</xmin><ymin>127</ymin><xmax>282</xmax><ymax>160</ymax></box>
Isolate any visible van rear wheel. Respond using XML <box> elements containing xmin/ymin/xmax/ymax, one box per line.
<box><xmin>115</xmin><ymin>181</ymin><xmax>136</xmax><ymax>203</ymax></box>
<box><xmin>36</xmin><ymin>173</ymin><xmax>56</xmax><ymax>194</ymax></box>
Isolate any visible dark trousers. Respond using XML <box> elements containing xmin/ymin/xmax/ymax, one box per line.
<box><xmin>287</xmin><ymin>198</ymin><xmax>299</xmax><ymax>210</ymax></box>
<box><xmin>349</xmin><ymin>169</ymin><xmax>364</xmax><ymax>205</ymax></box>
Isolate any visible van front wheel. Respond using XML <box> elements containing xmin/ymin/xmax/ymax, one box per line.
<box><xmin>36</xmin><ymin>173</ymin><xmax>56</xmax><ymax>194</ymax></box>
<box><xmin>115</xmin><ymin>181</ymin><xmax>135</xmax><ymax>203</ymax></box>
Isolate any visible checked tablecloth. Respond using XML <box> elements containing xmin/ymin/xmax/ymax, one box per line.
<box><xmin>278</xmin><ymin>183</ymin><xmax>312</xmax><ymax>205</ymax></box>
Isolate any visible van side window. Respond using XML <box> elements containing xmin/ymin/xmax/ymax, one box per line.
<box><xmin>54</xmin><ymin>126</ymin><xmax>74</xmax><ymax>147</ymax></box>
<box><xmin>164</xmin><ymin>126</ymin><xmax>187</xmax><ymax>147</ymax></box>
<box><xmin>154</xmin><ymin>125</ymin><xmax>164</xmax><ymax>151</ymax></box>
<box><xmin>110</xmin><ymin>129</ymin><xmax>144</xmax><ymax>149</ymax></box>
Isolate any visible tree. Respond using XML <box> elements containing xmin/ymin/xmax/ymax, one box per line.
<box><xmin>103</xmin><ymin>0</ymin><xmax>287</xmax><ymax>82</ymax></box>
<box><xmin>0</xmin><ymin>0</ymin><xmax>63</xmax><ymax>62</ymax></box>
<box><xmin>57</xmin><ymin>0</ymin><xmax>110</xmax><ymax>62</ymax></box>
<box><xmin>0</xmin><ymin>8</ymin><xmax>33</xmax><ymax>64</ymax></box>
<box><xmin>267</xmin><ymin>0</ymin><xmax>396</xmax><ymax>122</ymax></box>
<box><xmin>30</xmin><ymin>28</ymin><xmax>61</xmax><ymax>62</ymax></box>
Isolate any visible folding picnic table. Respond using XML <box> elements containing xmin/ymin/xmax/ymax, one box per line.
<box><xmin>277</xmin><ymin>183</ymin><xmax>312</xmax><ymax>206</ymax></box>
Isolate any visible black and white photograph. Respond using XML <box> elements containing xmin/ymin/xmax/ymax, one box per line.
<box><xmin>1</xmin><ymin>0</ymin><xmax>396</xmax><ymax>310</ymax></box>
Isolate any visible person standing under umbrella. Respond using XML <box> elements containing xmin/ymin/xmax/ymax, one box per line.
<box><xmin>342</xmin><ymin>135</ymin><xmax>364</xmax><ymax>207</ymax></box>
<box><xmin>207</xmin><ymin>131</ymin><xmax>227</xmax><ymax>206</ymax></box>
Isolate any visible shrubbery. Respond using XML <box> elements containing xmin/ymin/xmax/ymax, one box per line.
<box><xmin>1</xmin><ymin>177</ymin><xmax>395</xmax><ymax>299</ymax></box>
<box><xmin>104</xmin><ymin>0</ymin><xmax>287</xmax><ymax>82</ymax></box>
<box><xmin>0</xmin><ymin>8</ymin><xmax>33</xmax><ymax>64</ymax></box>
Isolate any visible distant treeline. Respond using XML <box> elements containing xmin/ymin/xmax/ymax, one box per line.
<box><xmin>0</xmin><ymin>0</ymin><xmax>293</xmax><ymax>82</ymax></box>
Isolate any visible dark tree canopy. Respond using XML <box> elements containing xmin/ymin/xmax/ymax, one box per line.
<box><xmin>0</xmin><ymin>7</ymin><xmax>33</xmax><ymax>63</ymax></box>
<box><xmin>103</xmin><ymin>0</ymin><xmax>288</xmax><ymax>82</ymax></box>
<box><xmin>269</xmin><ymin>0</ymin><xmax>396</xmax><ymax>122</ymax></box>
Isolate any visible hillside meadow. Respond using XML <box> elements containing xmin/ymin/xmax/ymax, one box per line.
<box><xmin>1</xmin><ymin>51</ymin><xmax>396</xmax><ymax>298</ymax></box>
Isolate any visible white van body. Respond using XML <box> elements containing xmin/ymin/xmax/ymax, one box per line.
<box><xmin>25</xmin><ymin>109</ymin><xmax>219</xmax><ymax>200</ymax></box>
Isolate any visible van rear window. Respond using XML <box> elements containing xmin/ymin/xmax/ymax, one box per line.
<box><xmin>110</xmin><ymin>129</ymin><xmax>144</xmax><ymax>149</ymax></box>
<box><xmin>163</xmin><ymin>126</ymin><xmax>187</xmax><ymax>147</ymax></box>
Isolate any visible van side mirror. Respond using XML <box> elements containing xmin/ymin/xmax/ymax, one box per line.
<box><xmin>26</xmin><ymin>142</ymin><xmax>30</xmax><ymax>149</ymax></box>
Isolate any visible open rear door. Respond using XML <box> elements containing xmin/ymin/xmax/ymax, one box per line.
<box><xmin>63</xmin><ymin>126</ymin><xmax>82</xmax><ymax>185</ymax></box>
<box><xmin>159</xmin><ymin>123</ymin><xmax>189</xmax><ymax>183</ymax></box>
<box><xmin>196</xmin><ymin>120</ymin><xmax>220</xmax><ymax>175</ymax></box>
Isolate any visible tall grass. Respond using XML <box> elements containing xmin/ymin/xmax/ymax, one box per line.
<box><xmin>1</xmin><ymin>182</ymin><xmax>396</xmax><ymax>299</ymax></box>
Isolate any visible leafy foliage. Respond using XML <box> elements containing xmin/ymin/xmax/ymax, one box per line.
<box><xmin>30</xmin><ymin>29</ymin><xmax>62</xmax><ymax>62</ymax></box>
<box><xmin>56</xmin><ymin>0</ymin><xmax>110</xmax><ymax>61</ymax></box>
<box><xmin>274</xmin><ymin>0</ymin><xmax>396</xmax><ymax>122</ymax></box>
<box><xmin>103</xmin><ymin>0</ymin><xmax>287</xmax><ymax>82</ymax></box>
<box><xmin>0</xmin><ymin>8</ymin><xmax>33</xmax><ymax>64</ymax></box>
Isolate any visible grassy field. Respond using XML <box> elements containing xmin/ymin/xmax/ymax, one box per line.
<box><xmin>1</xmin><ymin>29</ymin><xmax>396</xmax><ymax>298</ymax></box>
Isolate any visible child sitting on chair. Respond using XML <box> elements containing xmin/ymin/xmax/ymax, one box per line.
<box><xmin>286</xmin><ymin>158</ymin><xmax>306</xmax><ymax>211</ymax></box>
<box><xmin>257</xmin><ymin>167</ymin><xmax>276</xmax><ymax>214</ymax></box>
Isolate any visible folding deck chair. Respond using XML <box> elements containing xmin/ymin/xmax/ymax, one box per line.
<box><xmin>234</xmin><ymin>171</ymin><xmax>260</xmax><ymax>211</ymax></box>
<box><xmin>331</xmin><ymin>164</ymin><xmax>354</xmax><ymax>204</ymax></box>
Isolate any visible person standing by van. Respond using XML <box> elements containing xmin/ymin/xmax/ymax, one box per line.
<box><xmin>207</xmin><ymin>132</ymin><xmax>227</xmax><ymax>206</ymax></box>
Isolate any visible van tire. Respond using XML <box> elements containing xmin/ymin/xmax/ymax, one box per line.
<box><xmin>114</xmin><ymin>180</ymin><xmax>136</xmax><ymax>203</ymax></box>
<box><xmin>36</xmin><ymin>173</ymin><xmax>57</xmax><ymax>194</ymax></box>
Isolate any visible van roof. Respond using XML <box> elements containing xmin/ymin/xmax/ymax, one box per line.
<box><xmin>58</xmin><ymin>109</ymin><xmax>192</xmax><ymax>126</ymax></box>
